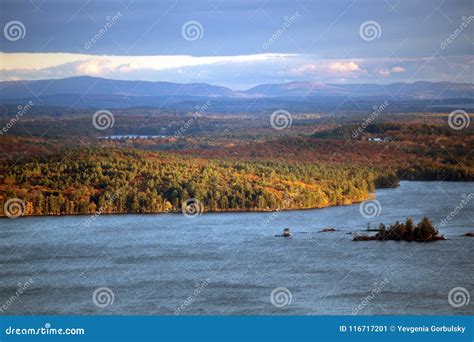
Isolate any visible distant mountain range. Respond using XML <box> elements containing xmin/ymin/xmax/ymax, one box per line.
<box><xmin>0</xmin><ymin>76</ymin><xmax>234</xmax><ymax>100</ymax></box>
<box><xmin>0</xmin><ymin>76</ymin><xmax>472</xmax><ymax>108</ymax></box>
<box><xmin>244</xmin><ymin>81</ymin><xmax>474</xmax><ymax>99</ymax></box>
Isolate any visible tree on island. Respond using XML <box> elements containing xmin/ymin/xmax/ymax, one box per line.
<box><xmin>354</xmin><ymin>217</ymin><xmax>445</xmax><ymax>242</ymax></box>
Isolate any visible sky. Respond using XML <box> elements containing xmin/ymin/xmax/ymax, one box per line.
<box><xmin>0</xmin><ymin>0</ymin><xmax>472</xmax><ymax>89</ymax></box>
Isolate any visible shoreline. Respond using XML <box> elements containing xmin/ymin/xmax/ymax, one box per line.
<box><xmin>3</xmin><ymin>180</ymin><xmax>473</xmax><ymax>220</ymax></box>
<box><xmin>0</xmin><ymin>194</ymin><xmax>376</xmax><ymax>219</ymax></box>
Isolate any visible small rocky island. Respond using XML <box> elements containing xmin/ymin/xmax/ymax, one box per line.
<box><xmin>275</xmin><ymin>228</ymin><xmax>291</xmax><ymax>238</ymax></box>
<box><xmin>353</xmin><ymin>217</ymin><xmax>445</xmax><ymax>242</ymax></box>
<box><xmin>319</xmin><ymin>228</ymin><xmax>337</xmax><ymax>233</ymax></box>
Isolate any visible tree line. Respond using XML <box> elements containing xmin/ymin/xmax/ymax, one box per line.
<box><xmin>0</xmin><ymin>148</ymin><xmax>399</xmax><ymax>217</ymax></box>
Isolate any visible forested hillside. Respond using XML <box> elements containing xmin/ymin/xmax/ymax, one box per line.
<box><xmin>0</xmin><ymin>148</ymin><xmax>398</xmax><ymax>216</ymax></box>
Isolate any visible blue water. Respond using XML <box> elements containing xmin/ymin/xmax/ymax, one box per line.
<box><xmin>0</xmin><ymin>181</ymin><xmax>473</xmax><ymax>315</ymax></box>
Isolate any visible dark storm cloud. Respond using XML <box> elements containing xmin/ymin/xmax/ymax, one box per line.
<box><xmin>0</xmin><ymin>0</ymin><xmax>472</xmax><ymax>85</ymax></box>
<box><xmin>1</xmin><ymin>0</ymin><xmax>472</xmax><ymax>57</ymax></box>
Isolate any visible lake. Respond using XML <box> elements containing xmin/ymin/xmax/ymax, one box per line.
<box><xmin>1</xmin><ymin>181</ymin><xmax>473</xmax><ymax>315</ymax></box>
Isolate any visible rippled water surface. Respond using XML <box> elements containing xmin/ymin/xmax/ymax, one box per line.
<box><xmin>1</xmin><ymin>181</ymin><xmax>473</xmax><ymax>315</ymax></box>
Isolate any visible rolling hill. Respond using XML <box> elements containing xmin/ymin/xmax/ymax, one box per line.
<box><xmin>0</xmin><ymin>77</ymin><xmax>472</xmax><ymax>109</ymax></box>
